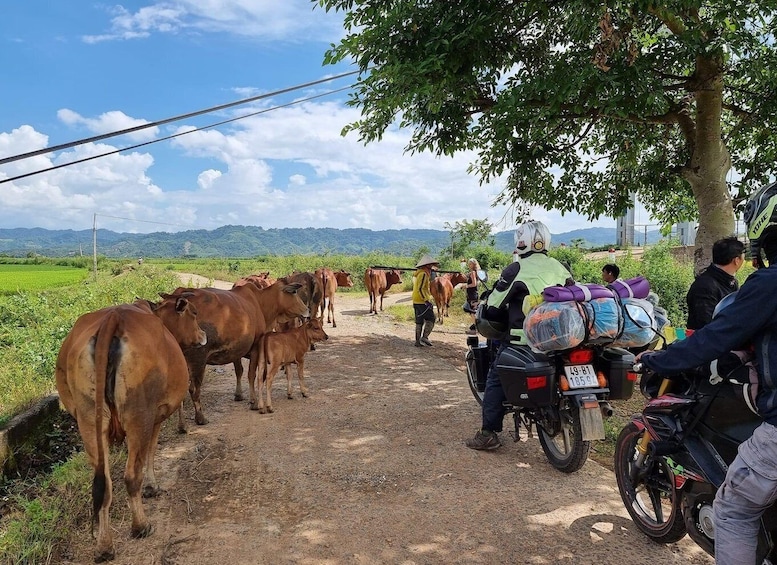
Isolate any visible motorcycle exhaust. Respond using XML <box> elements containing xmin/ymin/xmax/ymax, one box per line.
<box><xmin>648</xmin><ymin>440</ymin><xmax>680</xmax><ymax>457</ymax></box>
<box><xmin>600</xmin><ymin>402</ymin><xmax>614</xmax><ymax>418</ymax></box>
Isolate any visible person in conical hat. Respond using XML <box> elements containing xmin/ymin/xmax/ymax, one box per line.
<box><xmin>415</xmin><ymin>254</ymin><xmax>439</xmax><ymax>268</ymax></box>
<box><xmin>412</xmin><ymin>254</ymin><xmax>439</xmax><ymax>347</ymax></box>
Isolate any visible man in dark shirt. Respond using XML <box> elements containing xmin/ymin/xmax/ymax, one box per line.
<box><xmin>685</xmin><ymin>236</ymin><xmax>745</xmax><ymax>330</ymax></box>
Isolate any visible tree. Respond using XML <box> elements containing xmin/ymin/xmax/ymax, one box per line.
<box><xmin>317</xmin><ymin>0</ymin><xmax>777</xmax><ymax>272</ymax></box>
<box><xmin>444</xmin><ymin>218</ymin><xmax>494</xmax><ymax>258</ymax></box>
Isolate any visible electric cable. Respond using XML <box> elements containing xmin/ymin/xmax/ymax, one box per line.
<box><xmin>0</xmin><ymin>69</ymin><xmax>360</xmax><ymax>166</ymax></box>
<box><xmin>0</xmin><ymin>85</ymin><xmax>353</xmax><ymax>185</ymax></box>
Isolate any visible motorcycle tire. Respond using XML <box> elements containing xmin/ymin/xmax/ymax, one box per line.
<box><xmin>537</xmin><ymin>403</ymin><xmax>590</xmax><ymax>473</ymax></box>
<box><xmin>614</xmin><ymin>422</ymin><xmax>687</xmax><ymax>543</ymax></box>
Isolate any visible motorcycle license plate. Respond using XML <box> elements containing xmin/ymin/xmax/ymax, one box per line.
<box><xmin>564</xmin><ymin>364</ymin><xmax>598</xmax><ymax>389</ymax></box>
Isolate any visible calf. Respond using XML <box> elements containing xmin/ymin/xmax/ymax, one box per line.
<box><xmin>260</xmin><ymin>318</ymin><xmax>329</xmax><ymax>413</ymax></box>
<box><xmin>315</xmin><ymin>267</ymin><xmax>354</xmax><ymax>327</ymax></box>
<box><xmin>430</xmin><ymin>272</ymin><xmax>469</xmax><ymax>323</ymax></box>
<box><xmin>55</xmin><ymin>297</ymin><xmax>206</xmax><ymax>563</ymax></box>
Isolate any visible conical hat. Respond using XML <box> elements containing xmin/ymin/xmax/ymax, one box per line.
<box><xmin>415</xmin><ymin>254</ymin><xmax>439</xmax><ymax>268</ymax></box>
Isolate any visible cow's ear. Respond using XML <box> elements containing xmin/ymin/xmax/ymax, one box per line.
<box><xmin>159</xmin><ymin>292</ymin><xmax>172</xmax><ymax>300</ymax></box>
<box><xmin>175</xmin><ymin>297</ymin><xmax>189</xmax><ymax>313</ymax></box>
<box><xmin>284</xmin><ymin>282</ymin><xmax>303</xmax><ymax>293</ymax></box>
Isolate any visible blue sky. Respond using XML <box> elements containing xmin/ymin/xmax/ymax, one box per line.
<box><xmin>0</xmin><ymin>1</ymin><xmax>624</xmax><ymax>235</ymax></box>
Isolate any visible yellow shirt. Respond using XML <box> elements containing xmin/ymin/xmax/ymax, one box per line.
<box><xmin>412</xmin><ymin>269</ymin><xmax>432</xmax><ymax>304</ymax></box>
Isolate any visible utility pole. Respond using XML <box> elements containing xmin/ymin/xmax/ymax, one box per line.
<box><xmin>92</xmin><ymin>213</ymin><xmax>97</xmax><ymax>281</ymax></box>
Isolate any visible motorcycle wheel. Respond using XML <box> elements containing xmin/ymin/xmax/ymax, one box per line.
<box><xmin>537</xmin><ymin>403</ymin><xmax>590</xmax><ymax>473</ymax></box>
<box><xmin>466</xmin><ymin>349</ymin><xmax>485</xmax><ymax>406</ymax></box>
<box><xmin>614</xmin><ymin>422</ymin><xmax>687</xmax><ymax>543</ymax></box>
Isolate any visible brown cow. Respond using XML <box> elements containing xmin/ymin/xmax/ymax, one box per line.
<box><xmin>283</xmin><ymin>271</ymin><xmax>324</xmax><ymax>322</ymax></box>
<box><xmin>315</xmin><ymin>267</ymin><xmax>354</xmax><ymax>327</ymax></box>
<box><xmin>430</xmin><ymin>272</ymin><xmax>469</xmax><ymax>323</ymax></box>
<box><xmin>163</xmin><ymin>280</ymin><xmax>309</xmax><ymax>424</ymax></box>
<box><xmin>364</xmin><ymin>268</ymin><xmax>403</xmax><ymax>314</ymax></box>
<box><xmin>232</xmin><ymin>272</ymin><xmax>275</xmax><ymax>290</ymax></box>
<box><xmin>55</xmin><ymin>297</ymin><xmax>207</xmax><ymax>563</ymax></box>
<box><xmin>260</xmin><ymin>317</ymin><xmax>329</xmax><ymax>413</ymax></box>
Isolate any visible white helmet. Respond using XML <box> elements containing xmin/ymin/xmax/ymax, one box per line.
<box><xmin>514</xmin><ymin>220</ymin><xmax>551</xmax><ymax>253</ymax></box>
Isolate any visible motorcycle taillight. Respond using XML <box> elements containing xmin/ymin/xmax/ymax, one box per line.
<box><xmin>568</xmin><ymin>348</ymin><xmax>594</xmax><ymax>364</ymax></box>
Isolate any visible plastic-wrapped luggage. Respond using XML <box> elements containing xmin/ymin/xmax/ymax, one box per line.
<box><xmin>524</xmin><ymin>295</ymin><xmax>658</xmax><ymax>353</ymax></box>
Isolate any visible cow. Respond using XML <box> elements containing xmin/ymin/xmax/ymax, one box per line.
<box><xmin>162</xmin><ymin>280</ymin><xmax>309</xmax><ymax>424</ymax></box>
<box><xmin>232</xmin><ymin>272</ymin><xmax>275</xmax><ymax>290</ymax></box>
<box><xmin>259</xmin><ymin>317</ymin><xmax>329</xmax><ymax>413</ymax></box>
<box><xmin>364</xmin><ymin>268</ymin><xmax>403</xmax><ymax>314</ymax></box>
<box><xmin>54</xmin><ymin>297</ymin><xmax>207</xmax><ymax>563</ymax></box>
<box><xmin>315</xmin><ymin>267</ymin><xmax>354</xmax><ymax>328</ymax></box>
<box><xmin>283</xmin><ymin>271</ymin><xmax>324</xmax><ymax>322</ymax></box>
<box><xmin>430</xmin><ymin>272</ymin><xmax>469</xmax><ymax>323</ymax></box>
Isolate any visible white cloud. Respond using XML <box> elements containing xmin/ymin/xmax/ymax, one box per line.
<box><xmin>57</xmin><ymin>109</ymin><xmax>159</xmax><ymax>143</ymax></box>
<box><xmin>82</xmin><ymin>1</ymin><xmax>343</xmax><ymax>43</ymax></box>
<box><xmin>0</xmin><ymin>98</ymin><xmax>617</xmax><ymax>235</ymax></box>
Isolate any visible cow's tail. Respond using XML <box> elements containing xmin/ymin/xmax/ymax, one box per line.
<box><xmin>91</xmin><ymin>310</ymin><xmax>120</xmax><ymax>530</ymax></box>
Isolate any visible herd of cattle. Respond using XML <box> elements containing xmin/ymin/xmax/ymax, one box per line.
<box><xmin>53</xmin><ymin>264</ymin><xmax>476</xmax><ymax>563</ymax></box>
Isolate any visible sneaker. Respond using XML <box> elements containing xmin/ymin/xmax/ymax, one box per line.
<box><xmin>465</xmin><ymin>328</ymin><xmax>477</xmax><ymax>335</ymax></box>
<box><xmin>420</xmin><ymin>337</ymin><xmax>433</xmax><ymax>346</ymax></box>
<box><xmin>469</xmin><ymin>324</ymin><xmax>476</xmax><ymax>331</ymax></box>
<box><xmin>465</xmin><ymin>430</ymin><xmax>502</xmax><ymax>451</ymax></box>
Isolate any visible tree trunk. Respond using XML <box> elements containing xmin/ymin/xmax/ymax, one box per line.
<box><xmin>684</xmin><ymin>55</ymin><xmax>735</xmax><ymax>275</ymax></box>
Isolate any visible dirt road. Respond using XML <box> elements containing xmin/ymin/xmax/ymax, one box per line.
<box><xmin>64</xmin><ymin>280</ymin><xmax>712</xmax><ymax>564</ymax></box>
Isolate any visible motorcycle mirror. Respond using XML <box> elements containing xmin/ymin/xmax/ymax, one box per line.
<box><xmin>477</xmin><ymin>269</ymin><xmax>488</xmax><ymax>283</ymax></box>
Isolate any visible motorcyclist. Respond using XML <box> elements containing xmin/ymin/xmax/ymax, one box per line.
<box><xmin>465</xmin><ymin>220</ymin><xmax>572</xmax><ymax>450</ymax></box>
<box><xmin>637</xmin><ymin>181</ymin><xmax>777</xmax><ymax>565</ymax></box>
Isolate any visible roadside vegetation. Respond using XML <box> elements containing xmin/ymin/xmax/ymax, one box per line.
<box><xmin>0</xmin><ymin>246</ymin><xmax>745</xmax><ymax>563</ymax></box>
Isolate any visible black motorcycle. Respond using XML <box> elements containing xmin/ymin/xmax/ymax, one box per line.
<box><xmin>466</xmin><ymin>333</ymin><xmax>636</xmax><ymax>473</ymax></box>
<box><xmin>614</xmin><ymin>362</ymin><xmax>777</xmax><ymax>560</ymax></box>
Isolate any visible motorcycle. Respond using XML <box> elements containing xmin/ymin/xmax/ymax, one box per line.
<box><xmin>614</xmin><ymin>362</ymin><xmax>777</xmax><ymax>560</ymax></box>
<box><xmin>465</xmin><ymin>301</ymin><xmax>637</xmax><ymax>473</ymax></box>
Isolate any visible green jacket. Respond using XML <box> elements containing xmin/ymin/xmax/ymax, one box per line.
<box><xmin>485</xmin><ymin>252</ymin><xmax>571</xmax><ymax>343</ymax></box>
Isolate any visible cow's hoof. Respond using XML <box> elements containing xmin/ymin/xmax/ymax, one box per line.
<box><xmin>249</xmin><ymin>402</ymin><xmax>259</xmax><ymax>411</ymax></box>
<box><xmin>142</xmin><ymin>485</ymin><xmax>161</xmax><ymax>498</ymax></box>
<box><xmin>301</xmin><ymin>392</ymin><xmax>309</xmax><ymax>398</ymax></box>
<box><xmin>131</xmin><ymin>523</ymin><xmax>154</xmax><ymax>539</ymax></box>
<box><xmin>195</xmin><ymin>415</ymin><xmax>208</xmax><ymax>426</ymax></box>
<box><xmin>332</xmin><ymin>323</ymin><xmax>337</xmax><ymax>328</ymax></box>
<box><xmin>267</xmin><ymin>406</ymin><xmax>274</xmax><ymax>413</ymax></box>
<box><xmin>287</xmin><ymin>394</ymin><xmax>294</xmax><ymax>399</ymax></box>
<box><xmin>177</xmin><ymin>425</ymin><xmax>188</xmax><ymax>434</ymax></box>
<box><xmin>94</xmin><ymin>548</ymin><xmax>115</xmax><ymax>563</ymax></box>
<box><xmin>234</xmin><ymin>394</ymin><xmax>243</xmax><ymax>401</ymax></box>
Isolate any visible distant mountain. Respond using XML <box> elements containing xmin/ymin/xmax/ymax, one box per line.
<box><xmin>0</xmin><ymin>225</ymin><xmax>661</xmax><ymax>258</ymax></box>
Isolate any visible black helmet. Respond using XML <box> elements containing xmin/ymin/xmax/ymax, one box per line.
<box><xmin>744</xmin><ymin>181</ymin><xmax>777</xmax><ymax>260</ymax></box>
<box><xmin>474</xmin><ymin>303</ymin><xmax>508</xmax><ymax>339</ymax></box>
<box><xmin>712</xmin><ymin>290</ymin><xmax>738</xmax><ymax>319</ymax></box>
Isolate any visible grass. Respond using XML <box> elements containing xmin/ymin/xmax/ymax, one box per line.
<box><xmin>0</xmin><ymin>448</ymin><xmax>129</xmax><ymax>564</ymax></box>
<box><xmin>0</xmin><ymin>265</ymin><xmax>87</xmax><ymax>295</ymax></box>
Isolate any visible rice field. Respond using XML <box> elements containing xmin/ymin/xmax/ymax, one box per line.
<box><xmin>0</xmin><ymin>264</ymin><xmax>88</xmax><ymax>294</ymax></box>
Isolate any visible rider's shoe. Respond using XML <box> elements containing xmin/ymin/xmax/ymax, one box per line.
<box><xmin>465</xmin><ymin>430</ymin><xmax>502</xmax><ymax>451</ymax></box>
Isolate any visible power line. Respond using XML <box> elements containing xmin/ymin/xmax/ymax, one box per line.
<box><xmin>0</xmin><ymin>69</ymin><xmax>360</xmax><ymax>166</ymax></box>
<box><xmin>0</xmin><ymin>84</ymin><xmax>353</xmax><ymax>185</ymax></box>
<box><xmin>94</xmin><ymin>213</ymin><xmax>185</xmax><ymax>228</ymax></box>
